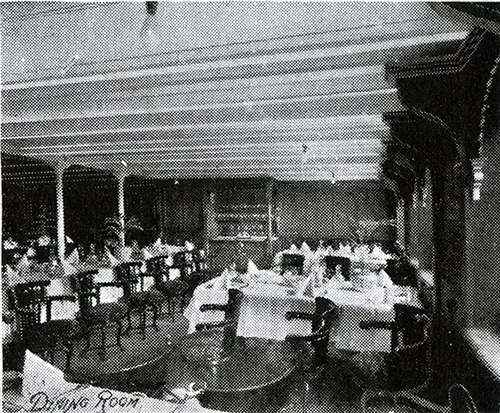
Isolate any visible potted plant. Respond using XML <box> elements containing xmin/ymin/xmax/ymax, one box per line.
<box><xmin>102</xmin><ymin>214</ymin><xmax>143</xmax><ymax>253</ymax></box>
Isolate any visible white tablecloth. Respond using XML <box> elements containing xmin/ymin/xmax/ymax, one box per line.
<box><xmin>184</xmin><ymin>275</ymin><xmax>421</xmax><ymax>353</ymax></box>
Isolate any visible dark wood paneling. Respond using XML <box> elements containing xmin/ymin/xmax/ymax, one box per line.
<box><xmin>276</xmin><ymin>180</ymin><xmax>396</xmax><ymax>251</ymax></box>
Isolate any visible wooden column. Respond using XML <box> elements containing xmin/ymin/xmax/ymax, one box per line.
<box><xmin>54</xmin><ymin>161</ymin><xmax>67</xmax><ymax>261</ymax></box>
<box><xmin>112</xmin><ymin>164</ymin><xmax>128</xmax><ymax>247</ymax></box>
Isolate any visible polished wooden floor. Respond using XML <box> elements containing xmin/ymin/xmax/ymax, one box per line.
<box><xmin>4</xmin><ymin>313</ymin><xmax>421</xmax><ymax>413</ymax></box>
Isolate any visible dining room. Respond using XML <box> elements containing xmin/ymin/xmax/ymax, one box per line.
<box><xmin>2</xmin><ymin>2</ymin><xmax>500</xmax><ymax>413</ymax></box>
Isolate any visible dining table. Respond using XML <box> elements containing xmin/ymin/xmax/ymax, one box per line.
<box><xmin>184</xmin><ymin>269</ymin><xmax>422</xmax><ymax>353</ymax></box>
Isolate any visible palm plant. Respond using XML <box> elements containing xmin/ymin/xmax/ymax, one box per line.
<box><xmin>103</xmin><ymin>214</ymin><xmax>143</xmax><ymax>245</ymax></box>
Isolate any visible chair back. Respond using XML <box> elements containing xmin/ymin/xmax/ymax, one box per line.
<box><xmin>312</xmin><ymin>297</ymin><xmax>338</xmax><ymax>362</ymax></box>
<box><xmin>2</xmin><ymin>248</ymin><xmax>28</xmax><ymax>267</ymax></box>
<box><xmin>388</xmin><ymin>304</ymin><xmax>430</xmax><ymax>392</ymax></box>
<box><xmin>281</xmin><ymin>253</ymin><xmax>305</xmax><ymax>276</ymax></box>
<box><xmin>385</xmin><ymin>257</ymin><xmax>418</xmax><ymax>287</ymax></box>
<box><xmin>172</xmin><ymin>251</ymin><xmax>193</xmax><ymax>275</ymax></box>
<box><xmin>35</xmin><ymin>245</ymin><xmax>56</xmax><ymax>263</ymax></box>
<box><xmin>115</xmin><ymin>261</ymin><xmax>143</xmax><ymax>297</ymax></box>
<box><xmin>10</xmin><ymin>280</ymin><xmax>50</xmax><ymax>340</ymax></box>
<box><xmin>324</xmin><ymin>256</ymin><xmax>351</xmax><ymax>281</ymax></box>
<box><xmin>221</xmin><ymin>289</ymin><xmax>243</xmax><ymax>353</ymax></box>
<box><xmin>449</xmin><ymin>384</ymin><xmax>477</xmax><ymax>413</ymax></box>
<box><xmin>73</xmin><ymin>270</ymin><xmax>100</xmax><ymax>315</ymax></box>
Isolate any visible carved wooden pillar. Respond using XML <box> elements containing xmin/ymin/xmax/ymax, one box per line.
<box><xmin>385</xmin><ymin>28</ymin><xmax>500</xmax><ymax>385</ymax></box>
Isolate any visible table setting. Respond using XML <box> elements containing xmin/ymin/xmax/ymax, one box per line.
<box><xmin>185</xmin><ymin>241</ymin><xmax>421</xmax><ymax>352</ymax></box>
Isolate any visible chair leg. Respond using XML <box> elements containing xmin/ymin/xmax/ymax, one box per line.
<box><xmin>361</xmin><ymin>390</ymin><xmax>372</xmax><ymax>413</ymax></box>
<box><xmin>99</xmin><ymin>325</ymin><xmax>106</xmax><ymax>361</ymax></box>
<box><xmin>116</xmin><ymin>320</ymin><xmax>124</xmax><ymax>350</ymax></box>
<box><xmin>126</xmin><ymin>308</ymin><xmax>132</xmax><ymax>334</ymax></box>
<box><xmin>81</xmin><ymin>329</ymin><xmax>91</xmax><ymax>356</ymax></box>
<box><xmin>140</xmin><ymin>311</ymin><xmax>146</xmax><ymax>340</ymax></box>
<box><xmin>152</xmin><ymin>305</ymin><xmax>160</xmax><ymax>332</ymax></box>
<box><xmin>64</xmin><ymin>340</ymin><xmax>74</xmax><ymax>372</ymax></box>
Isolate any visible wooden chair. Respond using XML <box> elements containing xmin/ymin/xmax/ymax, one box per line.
<box><xmin>285</xmin><ymin>297</ymin><xmax>338</xmax><ymax>364</ymax></box>
<box><xmin>281</xmin><ymin>253</ymin><xmax>305</xmax><ymax>276</ymax></box>
<box><xmin>115</xmin><ymin>261</ymin><xmax>163</xmax><ymax>339</ymax></box>
<box><xmin>385</xmin><ymin>256</ymin><xmax>418</xmax><ymax>287</ymax></box>
<box><xmin>149</xmin><ymin>254</ymin><xmax>190</xmax><ymax>317</ymax></box>
<box><xmin>9</xmin><ymin>280</ymin><xmax>79</xmax><ymax>370</ymax></box>
<box><xmin>401</xmin><ymin>383</ymin><xmax>477</xmax><ymax>413</ymax></box>
<box><xmin>282</xmin><ymin>297</ymin><xmax>339</xmax><ymax>411</ymax></box>
<box><xmin>324</xmin><ymin>256</ymin><xmax>351</xmax><ymax>281</ymax></box>
<box><xmin>2</xmin><ymin>247</ymin><xmax>28</xmax><ymax>267</ymax></box>
<box><xmin>195</xmin><ymin>289</ymin><xmax>244</xmax><ymax>362</ymax></box>
<box><xmin>73</xmin><ymin>270</ymin><xmax>128</xmax><ymax>360</ymax></box>
<box><xmin>346</xmin><ymin>304</ymin><xmax>431</xmax><ymax>413</ymax></box>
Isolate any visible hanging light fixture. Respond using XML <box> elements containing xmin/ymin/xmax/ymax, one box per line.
<box><xmin>139</xmin><ymin>1</ymin><xmax>160</xmax><ymax>48</ymax></box>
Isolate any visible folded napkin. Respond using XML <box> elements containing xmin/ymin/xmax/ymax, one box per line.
<box><xmin>378</xmin><ymin>270</ymin><xmax>393</xmax><ymax>288</ymax></box>
<box><xmin>61</xmin><ymin>260</ymin><xmax>77</xmax><ymax>276</ymax></box>
<box><xmin>247</xmin><ymin>259</ymin><xmax>259</xmax><ymax>276</ymax></box>
<box><xmin>3</xmin><ymin>239</ymin><xmax>18</xmax><ymax>250</ymax></box>
<box><xmin>66</xmin><ymin>248</ymin><xmax>79</xmax><ymax>265</ymax></box>
<box><xmin>185</xmin><ymin>240</ymin><xmax>195</xmax><ymax>251</ymax></box>
<box><xmin>300</xmin><ymin>242</ymin><xmax>312</xmax><ymax>256</ymax></box>
<box><xmin>26</xmin><ymin>247</ymin><xmax>36</xmax><ymax>257</ymax></box>
<box><xmin>116</xmin><ymin>246</ymin><xmax>133</xmax><ymax>262</ymax></box>
<box><xmin>212</xmin><ymin>269</ymin><xmax>230</xmax><ymax>289</ymax></box>
<box><xmin>333</xmin><ymin>243</ymin><xmax>352</xmax><ymax>257</ymax></box>
<box><xmin>371</xmin><ymin>246</ymin><xmax>390</xmax><ymax>261</ymax></box>
<box><xmin>326</xmin><ymin>245</ymin><xmax>335</xmax><ymax>256</ymax></box>
<box><xmin>105</xmin><ymin>248</ymin><xmax>119</xmax><ymax>267</ymax></box>
<box><xmin>288</xmin><ymin>244</ymin><xmax>299</xmax><ymax>253</ymax></box>
<box><xmin>4</xmin><ymin>265</ymin><xmax>24</xmax><ymax>286</ymax></box>
<box><xmin>143</xmin><ymin>248</ymin><xmax>153</xmax><ymax>260</ymax></box>
<box><xmin>15</xmin><ymin>255</ymin><xmax>30</xmax><ymax>272</ymax></box>
<box><xmin>296</xmin><ymin>274</ymin><xmax>314</xmax><ymax>297</ymax></box>
<box><xmin>154</xmin><ymin>237</ymin><xmax>162</xmax><ymax>247</ymax></box>
<box><xmin>38</xmin><ymin>235</ymin><xmax>51</xmax><ymax>246</ymax></box>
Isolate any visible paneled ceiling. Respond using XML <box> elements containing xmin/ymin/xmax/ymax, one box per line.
<box><xmin>0</xmin><ymin>2</ymin><xmax>471</xmax><ymax>181</ymax></box>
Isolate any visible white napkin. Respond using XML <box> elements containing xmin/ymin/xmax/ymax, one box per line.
<box><xmin>212</xmin><ymin>270</ymin><xmax>230</xmax><ymax>290</ymax></box>
<box><xmin>117</xmin><ymin>246</ymin><xmax>133</xmax><ymax>262</ymax></box>
<box><xmin>326</xmin><ymin>245</ymin><xmax>335</xmax><ymax>256</ymax></box>
<box><xmin>378</xmin><ymin>270</ymin><xmax>393</xmax><ymax>288</ymax></box>
<box><xmin>143</xmin><ymin>248</ymin><xmax>153</xmax><ymax>260</ymax></box>
<box><xmin>38</xmin><ymin>235</ymin><xmax>51</xmax><ymax>246</ymax></box>
<box><xmin>185</xmin><ymin>241</ymin><xmax>195</xmax><ymax>251</ymax></box>
<box><xmin>105</xmin><ymin>248</ymin><xmax>119</xmax><ymax>267</ymax></box>
<box><xmin>61</xmin><ymin>260</ymin><xmax>77</xmax><ymax>276</ymax></box>
<box><xmin>66</xmin><ymin>248</ymin><xmax>79</xmax><ymax>265</ymax></box>
<box><xmin>288</xmin><ymin>244</ymin><xmax>299</xmax><ymax>253</ymax></box>
<box><xmin>247</xmin><ymin>259</ymin><xmax>259</xmax><ymax>276</ymax></box>
<box><xmin>296</xmin><ymin>274</ymin><xmax>314</xmax><ymax>297</ymax></box>
<box><xmin>371</xmin><ymin>246</ymin><xmax>390</xmax><ymax>261</ymax></box>
<box><xmin>26</xmin><ymin>247</ymin><xmax>36</xmax><ymax>258</ymax></box>
<box><xmin>4</xmin><ymin>265</ymin><xmax>24</xmax><ymax>286</ymax></box>
<box><xmin>15</xmin><ymin>255</ymin><xmax>30</xmax><ymax>272</ymax></box>
<box><xmin>300</xmin><ymin>242</ymin><xmax>312</xmax><ymax>256</ymax></box>
<box><xmin>154</xmin><ymin>237</ymin><xmax>162</xmax><ymax>247</ymax></box>
<box><xmin>3</xmin><ymin>239</ymin><xmax>18</xmax><ymax>249</ymax></box>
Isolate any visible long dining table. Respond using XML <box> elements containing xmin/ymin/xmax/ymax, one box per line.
<box><xmin>184</xmin><ymin>270</ymin><xmax>422</xmax><ymax>353</ymax></box>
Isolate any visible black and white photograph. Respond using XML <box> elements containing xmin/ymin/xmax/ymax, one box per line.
<box><xmin>1</xmin><ymin>1</ymin><xmax>500</xmax><ymax>412</ymax></box>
